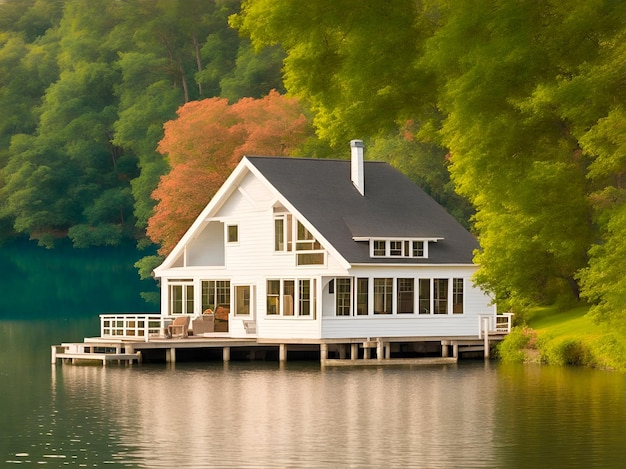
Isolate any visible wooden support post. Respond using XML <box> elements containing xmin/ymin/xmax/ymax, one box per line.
<box><xmin>363</xmin><ymin>347</ymin><xmax>370</xmax><ymax>360</ymax></box>
<box><xmin>279</xmin><ymin>344</ymin><xmax>287</xmax><ymax>362</ymax></box>
<box><xmin>351</xmin><ymin>343</ymin><xmax>358</xmax><ymax>361</ymax></box>
<box><xmin>442</xmin><ymin>343</ymin><xmax>449</xmax><ymax>358</ymax></box>
<box><xmin>453</xmin><ymin>343</ymin><xmax>459</xmax><ymax>359</ymax></box>
<box><xmin>51</xmin><ymin>346</ymin><xmax>57</xmax><ymax>364</ymax></box>
<box><xmin>166</xmin><ymin>347</ymin><xmax>176</xmax><ymax>363</ymax></box>
<box><xmin>320</xmin><ymin>343</ymin><xmax>328</xmax><ymax>362</ymax></box>
<box><xmin>385</xmin><ymin>343</ymin><xmax>391</xmax><ymax>359</ymax></box>
<box><xmin>223</xmin><ymin>346</ymin><xmax>231</xmax><ymax>362</ymax></box>
<box><xmin>377</xmin><ymin>340</ymin><xmax>384</xmax><ymax>361</ymax></box>
<box><xmin>483</xmin><ymin>317</ymin><xmax>490</xmax><ymax>358</ymax></box>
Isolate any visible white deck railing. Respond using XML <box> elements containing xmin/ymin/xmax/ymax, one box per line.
<box><xmin>100</xmin><ymin>314</ymin><xmax>170</xmax><ymax>342</ymax></box>
<box><xmin>478</xmin><ymin>313</ymin><xmax>513</xmax><ymax>338</ymax></box>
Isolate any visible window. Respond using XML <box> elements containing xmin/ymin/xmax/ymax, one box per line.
<box><xmin>296</xmin><ymin>221</ymin><xmax>321</xmax><ymax>251</ymax></box>
<box><xmin>412</xmin><ymin>241</ymin><xmax>425</xmax><ymax>257</ymax></box>
<box><xmin>274</xmin><ymin>218</ymin><xmax>284</xmax><ymax>251</ymax></box>
<box><xmin>397</xmin><ymin>278</ymin><xmax>414</xmax><ymax>314</ymax></box>
<box><xmin>267</xmin><ymin>278</ymin><xmax>315</xmax><ymax>317</ymax></box>
<box><xmin>295</xmin><ymin>221</ymin><xmax>324</xmax><ymax>265</ymax></box>
<box><xmin>234</xmin><ymin>285</ymin><xmax>250</xmax><ymax>315</ymax></box>
<box><xmin>283</xmin><ymin>280</ymin><xmax>295</xmax><ymax>315</ymax></box>
<box><xmin>202</xmin><ymin>280</ymin><xmax>230</xmax><ymax>312</ymax></box>
<box><xmin>434</xmin><ymin>278</ymin><xmax>449</xmax><ymax>314</ymax></box>
<box><xmin>390</xmin><ymin>240</ymin><xmax>403</xmax><ymax>256</ymax></box>
<box><xmin>373</xmin><ymin>240</ymin><xmax>386</xmax><ymax>256</ymax></box>
<box><xmin>267</xmin><ymin>280</ymin><xmax>280</xmax><ymax>315</ymax></box>
<box><xmin>370</xmin><ymin>239</ymin><xmax>428</xmax><ymax>258</ymax></box>
<box><xmin>274</xmin><ymin>215</ymin><xmax>293</xmax><ymax>252</ymax></box>
<box><xmin>453</xmin><ymin>278</ymin><xmax>464</xmax><ymax>314</ymax></box>
<box><xmin>374</xmin><ymin>278</ymin><xmax>393</xmax><ymax>314</ymax></box>
<box><xmin>227</xmin><ymin>225</ymin><xmax>238</xmax><ymax>243</ymax></box>
<box><xmin>170</xmin><ymin>281</ymin><xmax>194</xmax><ymax>315</ymax></box>
<box><xmin>336</xmin><ymin>278</ymin><xmax>352</xmax><ymax>316</ymax></box>
<box><xmin>299</xmin><ymin>279</ymin><xmax>311</xmax><ymax>316</ymax></box>
<box><xmin>419</xmin><ymin>279</ymin><xmax>430</xmax><ymax>314</ymax></box>
<box><xmin>356</xmin><ymin>278</ymin><xmax>369</xmax><ymax>315</ymax></box>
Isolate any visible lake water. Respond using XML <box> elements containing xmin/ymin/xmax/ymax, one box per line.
<box><xmin>1</xmin><ymin>243</ymin><xmax>626</xmax><ymax>468</ymax></box>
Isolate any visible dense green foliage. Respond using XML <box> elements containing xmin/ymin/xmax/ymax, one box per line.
<box><xmin>0</xmin><ymin>0</ymin><xmax>284</xmax><ymax>248</ymax></box>
<box><xmin>235</xmin><ymin>0</ymin><xmax>626</xmax><ymax>325</ymax></box>
<box><xmin>497</xmin><ymin>306</ymin><xmax>626</xmax><ymax>372</ymax></box>
<box><xmin>3</xmin><ymin>0</ymin><xmax>626</xmax><ymax>329</ymax></box>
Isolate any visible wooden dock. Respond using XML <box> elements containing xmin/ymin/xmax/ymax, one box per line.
<box><xmin>51</xmin><ymin>332</ymin><xmax>507</xmax><ymax>366</ymax></box>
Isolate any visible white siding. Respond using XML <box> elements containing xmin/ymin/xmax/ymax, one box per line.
<box><xmin>187</xmin><ymin>221</ymin><xmax>224</xmax><ymax>266</ymax></box>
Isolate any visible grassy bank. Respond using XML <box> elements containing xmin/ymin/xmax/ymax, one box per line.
<box><xmin>497</xmin><ymin>305</ymin><xmax>626</xmax><ymax>372</ymax></box>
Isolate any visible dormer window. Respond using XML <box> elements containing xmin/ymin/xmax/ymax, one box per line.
<box><xmin>369</xmin><ymin>239</ymin><xmax>432</xmax><ymax>258</ymax></box>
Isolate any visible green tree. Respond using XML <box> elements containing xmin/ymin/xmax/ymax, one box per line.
<box><xmin>234</xmin><ymin>0</ymin><xmax>626</xmax><ymax>316</ymax></box>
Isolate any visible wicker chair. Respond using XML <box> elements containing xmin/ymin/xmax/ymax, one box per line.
<box><xmin>167</xmin><ymin>316</ymin><xmax>190</xmax><ymax>338</ymax></box>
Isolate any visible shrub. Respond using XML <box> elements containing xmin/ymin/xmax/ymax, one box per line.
<box><xmin>497</xmin><ymin>326</ymin><xmax>535</xmax><ymax>363</ymax></box>
<box><xmin>539</xmin><ymin>336</ymin><xmax>590</xmax><ymax>366</ymax></box>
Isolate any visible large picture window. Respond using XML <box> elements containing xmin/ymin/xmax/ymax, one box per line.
<box><xmin>201</xmin><ymin>280</ymin><xmax>230</xmax><ymax>312</ymax></box>
<box><xmin>267</xmin><ymin>278</ymin><xmax>315</xmax><ymax>317</ymax></box>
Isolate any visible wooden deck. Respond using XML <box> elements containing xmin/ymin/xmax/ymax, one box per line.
<box><xmin>51</xmin><ymin>331</ymin><xmax>508</xmax><ymax>366</ymax></box>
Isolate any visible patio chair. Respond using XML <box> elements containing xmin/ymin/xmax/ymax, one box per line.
<box><xmin>167</xmin><ymin>316</ymin><xmax>190</xmax><ymax>338</ymax></box>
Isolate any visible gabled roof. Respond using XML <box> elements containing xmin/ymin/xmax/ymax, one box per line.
<box><xmin>246</xmin><ymin>156</ymin><xmax>478</xmax><ymax>264</ymax></box>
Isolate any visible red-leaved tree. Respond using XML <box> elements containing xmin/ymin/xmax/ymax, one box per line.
<box><xmin>148</xmin><ymin>90</ymin><xmax>312</xmax><ymax>254</ymax></box>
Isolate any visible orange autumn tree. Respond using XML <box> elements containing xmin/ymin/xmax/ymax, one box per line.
<box><xmin>148</xmin><ymin>90</ymin><xmax>313</xmax><ymax>254</ymax></box>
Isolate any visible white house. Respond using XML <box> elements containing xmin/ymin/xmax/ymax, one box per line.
<box><xmin>152</xmin><ymin>140</ymin><xmax>505</xmax><ymax>360</ymax></box>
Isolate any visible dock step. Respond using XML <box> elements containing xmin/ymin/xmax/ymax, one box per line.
<box><xmin>52</xmin><ymin>345</ymin><xmax>141</xmax><ymax>366</ymax></box>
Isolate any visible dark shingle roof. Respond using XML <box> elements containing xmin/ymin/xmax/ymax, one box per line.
<box><xmin>246</xmin><ymin>156</ymin><xmax>478</xmax><ymax>264</ymax></box>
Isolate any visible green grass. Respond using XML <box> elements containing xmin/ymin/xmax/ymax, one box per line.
<box><xmin>497</xmin><ymin>304</ymin><xmax>626</xmax><ymax>372</ymax></box>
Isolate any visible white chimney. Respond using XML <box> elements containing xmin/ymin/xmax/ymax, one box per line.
<box><xmin>350</xmin><ymin>139</ymin><xmax>364</xmax><ymax>196</ymax></box>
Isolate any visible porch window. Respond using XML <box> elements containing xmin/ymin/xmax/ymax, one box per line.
<box><xmin>419</xmin><ymin>279</ymin><xmax>430</xmax><ymax>314</ymax></box>
<box><xmin>170</xmin><ymin>281</ymin><xmax>194</xmax><ymax>315</ymax></box>
<box><xmin>356</xmin><ymin>278</ymin><xmax>369</xmax><ymax>315</ymax></box>
<box><xmin>434</xmin><ymin>278</ymin><xmax>449</xmax><ymax>314</ymax></box>
<box><xmin>202</xmin><ymin>280</ymin><xmax>230</xmax><ymax>312</ymax></box>
<box><xmin>373</xmin><ymin>278</ymin><xmax>393</xmax><ymax>314</ymax></box>
<box><xmin>397</xmin><ymin>278</ymin><xmax>414</xmax><ymax>314</ymax></box>
<box><xmin>453</xmin><ymin>278</ymin><xmax>464</xmax><ymax>314</ymax></box>
<box><xmin>299</xmin><ymin>279</ymin><xmax>311</xmax><ymax>316</ymax></box>
<box><xmin>336</xmin><ymin>277</ymin><xmax>352</xmax><ymax>316</ymax></box>
<box><xmin>234</xmin><ymin>285</ymin><xmax>250</xmax><ymax>315</ymax></box>
<box><xmin>267</xmin><ymin>280</ymin><xmax>280</xmax><ymax>315</ymax></box>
